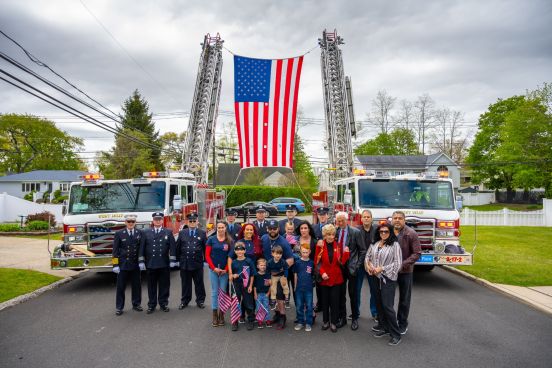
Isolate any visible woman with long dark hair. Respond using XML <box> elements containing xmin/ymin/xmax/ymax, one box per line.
<box><xmin>365</xmin><ymin>222</ymin><xmax>402</xmax><ymax>346</ymax></box>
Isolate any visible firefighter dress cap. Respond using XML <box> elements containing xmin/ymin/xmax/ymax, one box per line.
<box><xmin>285</xmin><ymin>204</ymin><xmax>297</xmax><ymax>211</ymax></box>
<box><xmin>125</xmin><ymin>214</ymin><xmax>137</xmax><ymax>221</ymax></box>
<box><xmin>267</xmin><ymin>219</ymin><xmax>279</xmax><ymax>229</ymax></box>
<box><xmin>186</xmin><ymin>213</ymin><xmax>199</xmax><ymax>220</ymax></box>
<box><xmin>226</xmin><ymin>209</ymin><xmax>238</xmax><ymax>216</ymax></box>
<box><xmin>152</xmin><ymin>212</ymin><xmax>164</xmax><ymax>219</ymax></box>
<box><xmin>256</xmin><ymin>205</ymin><xmax>267</xmax><ymax>213</ymax></box>
<box><xmin>316</xmin><ymin>207</ymin><xmax>330</xmax><ymax>215</ymax></box>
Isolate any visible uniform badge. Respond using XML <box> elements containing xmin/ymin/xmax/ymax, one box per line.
<box><xmin>223</xmin><ymin>243</ymin><xmax>228</xmax><ymax>251</ymax></box>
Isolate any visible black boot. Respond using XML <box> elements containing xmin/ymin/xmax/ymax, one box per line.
<box><xmin>271</xmin><ymin>311</ymin><xmax>281</xmax><ymax>325</ymax></box>
<box><xmin>277</xmin><ymin>314</ymin><xmax>287</xmax><ymax>330</ymax></box>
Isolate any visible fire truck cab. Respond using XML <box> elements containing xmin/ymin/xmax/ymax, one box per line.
<box><xmin>313</xmin><ymin>171</ymin><xmax>472</xmax><ymax>266</ymax></box>
<box><xmin>50</xmin><ymin>171</ymin><xmax>225</xmax><ymax>270</ymax></box>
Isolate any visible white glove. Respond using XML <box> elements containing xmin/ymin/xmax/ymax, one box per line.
<box><xmin>139</xmin><ymin>262</ymin><xmax>146</xmax><ymax>271</ymax></box>
<box><xmin>113</xmin><ymin>266</ymin><xmax>120</xmax><ymax>274</ymax></box>
<box><xmin>170</xmin><ymin>262</ymin><xmax>179</xmax><ymax>268</ymax></box>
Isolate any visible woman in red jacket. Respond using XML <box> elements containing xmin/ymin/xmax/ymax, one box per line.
<box><xmin>315</xmin><ymin>224</ymin><xmax>350</xmax><ymax>332</ymax></box>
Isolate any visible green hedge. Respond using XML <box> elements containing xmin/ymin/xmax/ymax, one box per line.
<box><xmin>0</xmin><ymin>224</ymin><xmax>21</xmax><ymax>232</ymax></box>
<box><xmin>26</xmin><ymin>221</ymin><xmax>50</xmax><ymax>231</ymax></box>
<box><xmin>216</xmin><ymin>186</ymin><xmax>316</xmax><ymax>210</ymax></box>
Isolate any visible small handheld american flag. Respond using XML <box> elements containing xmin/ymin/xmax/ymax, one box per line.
<box><xmin>255</xmin><ymin>301</ymin><xmax>268</xmax><ymax>322</ymax></box>
<box><xmin>230</xmin><ymin>293</ymin><xmax>241</xmax><ymax>324</ymax></box>
<box><xmin>242</xmin><ymin>265</ymin><xmax>250</xmax><ymax>288</ymax></box>
<box><xmin>218</xmin><ymin>288</ymin><xmax>231</xmax><ymax>314</ymax></box>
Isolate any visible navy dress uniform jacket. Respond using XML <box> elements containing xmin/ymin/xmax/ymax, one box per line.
<box><xmin>313</xmin><ymin>220</ymin><xmax>333</xmax><ymax>240</ymax></box>
<box><xmin>112</xmin><ymin>228</ymin><xmax>144</xmax><ymax>270</ymax></box>
<box><xmin>226</xmin><ymin>222</ymin><xmax>242</xmax><ymax>241</ymax></box>
<box><xmin>140</xmin><ymin>227</ymin><xmax>176</xmax><ymax>269</ymax></box>
<box><xmin>278</xmin><ymin>217</ymin><xmax>302</xmax><ymax>235</ymax></box>
<box><xmin>252</xmin><ymin>220</ymin><xmax>269</xmax><ymax>237</ymax></box>
<box><xmin>176</xmin><ymin>228</ymin><xmax>207</xmax><ymax>270</ymax></box>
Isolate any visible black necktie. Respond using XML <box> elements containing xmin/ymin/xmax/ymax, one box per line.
<box><xmin>191</xmin><ymin>229</ymin><xmax>195</xmax><ymax>237</ymax></box>
<box><xmin>230</xmin><ymin>224</ymin><xmax>233</xmax><ymax>232</ymax></box>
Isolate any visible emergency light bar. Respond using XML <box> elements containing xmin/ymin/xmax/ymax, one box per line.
<box><xmin>143</xmin><ymin>171</ymin><xmax>167</xmax><ymax>178</ymax></box>
<box><xmin>79</xmin><ymin>173</ymin><xmax>104</xmax><ymax>181</ymax></box>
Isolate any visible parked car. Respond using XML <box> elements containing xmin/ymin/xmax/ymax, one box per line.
<box><xmin>269</xmin><ymin>197</ymin><xmax>306</xmax><ymax>213</ymax></box>
<box><xmin>227</xmin><ymin>201</ymin><xmax>279</xmax><ymax>217</ymax></box>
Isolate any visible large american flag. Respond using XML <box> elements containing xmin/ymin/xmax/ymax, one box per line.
<box><xmin>234</xmin><ymin>55</ymin><xmax>304</xmax><ymax>168</ymax></box>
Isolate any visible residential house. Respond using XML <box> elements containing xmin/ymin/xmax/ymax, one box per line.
<box><xmin>0</xmin><ymin>170</ymin><xmax>87</xmax><ymax>201</ymax></box>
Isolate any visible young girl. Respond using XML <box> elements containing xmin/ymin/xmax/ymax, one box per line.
<box><xmin>229</xmin><ymin>241</ymin><xmax>256</xmax><ymax>331</ymax></box>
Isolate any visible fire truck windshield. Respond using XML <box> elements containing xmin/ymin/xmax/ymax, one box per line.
<box><xmin>68</xmin><ymin>182</ymin><xmax>166</xmax><ymax>214</ymax></box>
<box><xmin>357</xmin><ymin>179</ymin><xmax>455</xmax><ymax>210</ymax></box>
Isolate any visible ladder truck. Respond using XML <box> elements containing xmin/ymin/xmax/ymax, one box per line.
<box><xmin>314</xmin><ymin>29</ymin><xmax>472</xmax><ymax>267</ymax></box>
<box><xmin>51</xmin><ymin>34</ymin><xmax>226</xmax><ymax>270</ymax></box>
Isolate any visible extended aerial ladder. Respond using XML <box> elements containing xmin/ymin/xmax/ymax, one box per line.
<box><xmin>182</xmin><ymin>33</ymin><xmax>224</xmax><ymax>184</ymax></box>
<box><xmin>319</xmin><ymin>29</ymin><xmax>357</xmax><ymax>187</ymax></box>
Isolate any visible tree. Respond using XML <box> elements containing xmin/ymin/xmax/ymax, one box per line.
<box><xmin>97</xmin><ymin>128</ymin><xmax>156</xmax><ymax>179</ymax></box>
<box><xmin>370</xmin><ymin>90</ymin><xmax>396</xmax><ymax>134</ymax></box>
<box><xmin>119</xmin><ymin>90</ymin><xmax>161</xmax><ymax>163</ymax></box>
<box><xmin>467</xmin><ymin>95</ymin><xmax>526</xmax><ymax>197</ymax></box>
<box><xmin>354</xmin><ymin>128</ymin><xmax>419</xmax><ymax>156</ymax></box>
<box><xmin>397</xmin><ymin>99</ymin><xmax>415</xmax><ymax>130</ymax></box>
<box><xmin>414</xmin><ymin>94</ymin><xmax>435</xmax><ymax>154</ymax></box>
<box><xmin>242</xmin><ymin>168</ymin><xmax>265</xmax><ymax>185</ymax></box>
<box><xmin>431</xmin><ymin>108</ymin><xmax>469</xmax><ymax>162</ymax></box>
<box><xmin>159</xmin><ymin>131</ymin><xmax>186</xmax><ymax>169</ymax></box>
<box><xmin>291</xmin><ymin>134</ymin><xmax>318</xmax><ymax>187</ymax></box>
<box><xmin>0</xmin><ymin>114</ymin><xmax>85</xmax><ymax>173</ymax></box>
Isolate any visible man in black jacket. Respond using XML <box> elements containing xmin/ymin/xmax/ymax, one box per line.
<box><xmin>176</xmin><ymin>213</ymin><xmax>207</xmax><ymax>310</ymax></box>
<box><xmin>313</xmin><ymin>207</ymin><xmax>332</xmax><ymax>240</ymax></box>
<box><xmin>226</xmin><ymin>209</ymin><xmax>242</xmax><ymax>241</ymax></box>
<box><xmin>252</xmin><ymin>206</ymin><xmax>269</xmax><ymax>237</ymax></box>
<box><xmin>278</xmin><ymin>204</ymin><xmax>302</xmax><ymax>235</ymax></box>
<box><xmin>112</xmin><ymin>214</ymin><xmax>144</xmax><ymax>316</ymax></box>
<box><xmin>335</xmin><ymin>211</ymin><xmax>365</xmax><ymax>331</ymax></box>
<box><xmin>356</xmin><ymin>209</ymin><xmax>378</xmax><ymax>321</ymax></box>
<box><xmin>141</xmin><ymin>212</ymin><xmax>177</xmax><ymax>314</ymax></box>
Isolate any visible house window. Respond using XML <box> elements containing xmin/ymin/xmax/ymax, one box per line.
<box><xmin>59</xmin><ymin>183</ymin><xmax>70</xmax><ymax>192</ymax></box>
<box><xmin>22</xmin><ymin>182</ymin><xmax>41</xmax><ymax>192</ymax></box>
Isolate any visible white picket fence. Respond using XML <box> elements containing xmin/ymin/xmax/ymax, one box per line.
<box><xmin>461</xmin><ymin>199</ymin><xmax>552</xmax><ymax>227</ymax></box>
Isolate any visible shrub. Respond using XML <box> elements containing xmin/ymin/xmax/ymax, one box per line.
<box><xmin>0</xmin><ymin>224</ymin><xmax>21</xmax><ymax>232</ymax></box>
<box><xmin>23</xmin><ymin>191</ymin><xmax>35</xmax><ymax>201</ymax></box>
<box><xmin>26</xmin><ymin>211</ymin><xmax>56</xmax><ymax>225</ymax></box>
<box><xmin>26</xmin><ymin>221</ymin><xmax>50</xmax><ymax>231</ymax></box>
<box><xmin>42</xmin><ymin>191</ymin><xmax>51</xmax><ymax>202</ymax></box>
<box><xmin>216</xmin><ymin>185</ymin><xmax>316</xmax><ymax>211</ymax></box>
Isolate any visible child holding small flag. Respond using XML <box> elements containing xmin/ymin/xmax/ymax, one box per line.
<box><xmin>294</xmin><ymin>244</ymin><xmax>315</xmax><ymax>332</ymax></box>
<box><xmin>229</xmin><ymin>241</ymin><xmax>256</xmax><ymax>331</ymax></box>
<box><xmin>254</xmin><ymin>258</ymin><xmax>272</xmax><ymax>328</ymax></box>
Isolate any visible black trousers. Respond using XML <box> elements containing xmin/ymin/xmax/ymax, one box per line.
<box><xmin>373</xmin><ymin>275</ymin><xmax>400</xmax><ymax>339</ymax></box>
<box><xmin>147</xmin><ymin>267</ymin><xmax>170</xmax><ymax>308</ymax></box>
<box><xmin>116</xmin><ymin>269</ymin><xmax>141</xmax><ymax>310</ymax></box>
<box><xmin>339</xmin><ymin>267</ymin><xmax>359</xmax><ymax>320</ymax></box>
<box><xmin>234</xmin><ymin>280</ymin><xmax>255</xmax><ymax>323</ymax></box>
<box><xmin>397</xmin><ymin>272</ymin><xmax>413</xmax><ymax>329</ymax></box>
<box><xmin>180</xmin><ymin>268</ymin><xmax>206</xmax><ymax>305</ymax></box>
<box><xmin>320</xmin><ymin>284</ymin><xmax>341</xmax><ymax>325</ymax></box>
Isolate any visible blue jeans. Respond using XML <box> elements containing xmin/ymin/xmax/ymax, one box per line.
<box><xmin>256</xmin><ymin>293</ymin><xmax>270</xmax><ymax>321</ymax></box>
<box><xmin>356</xmin><ymin>266</ymin><xmax>378</xmax><ymax>317</ymax></box>
<box><xmin>295</xmin><ymin>288</ymin><xmax>313</xmax><ymax>325</ymax></box>
<box><xmin>209</xmin><ymin>269</ymin><xmax>229</xmax><ymax>311</ymax></box>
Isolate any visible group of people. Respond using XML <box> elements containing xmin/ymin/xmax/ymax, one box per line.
<box><xmin>112</xmin><ymin>204</ymin><xmax>421</xmax><ymax>346</ymax></box>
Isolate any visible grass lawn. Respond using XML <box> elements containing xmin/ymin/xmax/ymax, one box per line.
<box><xmin>458</xmin><ymin>226</ymin><xmax>552</xmax><ymax>286</ymax></box>
<box><xmin>465</xmin><ymin>203</ymin><xmax>543</xmax><ymax>211</ymax></box>
<box><xmin>0</xmin><ymin>268</ymin><xmax>62</xmax><ymax>303</ymax></box>
<box><xmin>12</xmin><ymin>233</ymin><xmax>63</xmax><ymax>241</ymax></box>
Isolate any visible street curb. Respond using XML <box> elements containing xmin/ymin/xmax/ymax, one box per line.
<box><xmin>442</xmin><ymin>266</ymin><xmax>552</xmax><ymax>316</ymax></box>
<box><xmin>0</xmin><ymin>271</ymin><xmax>86</xmax><ymax>312</ymax></box>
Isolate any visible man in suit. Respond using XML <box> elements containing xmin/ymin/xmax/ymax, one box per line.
<box><xmin>112</xmin><ymin>214</ymin><xmax>144</xmax><ymax>316</ymax></box>
<box><xmin>278</xmin><ymin>204</ymin><xmax>302</xmax><ymax>235</ymax></box>
<box><xmin>176</xmin><ymin>213</ymin><xmax>207</xmax><ymax>310</ymax></box>
<box><xmin>335</xmin><ymin>211</ymin><xmax>365</xmax><ymax>331</ymax></box>
<box><xmin>313</xmin><ymin>207</ymin><xmax>332</xmax><ymax>240</ymax></box>
<box><xmin>226</xmin><ymin>209</ymin><xmax>242</xmax><ymax>241</ymax></box>
<box><xmin>356</xmin><ymin>209</ymin><xmax>378</xmax><ymax>321</ymax></box>
<box><xmin>142</xmin><ymin>212</ymin><xmax>177</xmax><ymax>314</ymax></box>
<box><xmin>252</xmin><ymin>205</ymin><xmax>269</xmax><ymax>237</ymax></box>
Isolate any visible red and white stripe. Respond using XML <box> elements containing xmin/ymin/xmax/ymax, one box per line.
<box><xmin>235</xmin><ymin>56</ymin><xmax>304</xmax><ymax>168</ymax></box>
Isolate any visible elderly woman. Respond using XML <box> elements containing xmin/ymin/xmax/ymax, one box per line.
<box><xmin>365</xmin><ymin>223</ymin><xmax>403</xmax><ymax>346</ymax></box>
<box><xmin>315</xmin><ymin>224</ymin><xmax>349</xmax><ymax>332</ymax></box>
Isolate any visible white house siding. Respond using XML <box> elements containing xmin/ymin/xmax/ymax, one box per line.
<box><xmin>0</xmin><ymin>192</ymin><xmax>63</xmax><ymax>225</ymax></box>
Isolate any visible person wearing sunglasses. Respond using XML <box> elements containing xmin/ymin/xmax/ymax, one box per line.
<box><xmin>365</xmin><ymin>223</ymin><xmax>402</xmax><ymax>346</ymax></box>
<box><xmin>112</xmin><ymin>214</ymin><xmax>144</xmax><ymax>316</ymax></box>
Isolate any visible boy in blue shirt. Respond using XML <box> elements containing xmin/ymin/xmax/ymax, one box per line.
<box><xmin>266</xmin><ymin>245</ymin><xmax>290</xmax><ymax>311</ymax></box>
<box><xmin>254</xmin><ymin>258</ymin><xmax>272</xmax><ymax>328</ymax></box>
<box><xmin>229</xmin><ymin>241</ymin><xmax>257</xmax><ymax>331</ymax></box>
<box><xmin>294</xmin><ymin>244</ymin><xmax>314</xmax><ymax>332</ymax></box>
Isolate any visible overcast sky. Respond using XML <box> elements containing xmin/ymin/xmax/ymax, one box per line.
<box><xmin>1</xmin><ymin>0</ymin><xmax>551</xmax><ymax>169</ymax></box>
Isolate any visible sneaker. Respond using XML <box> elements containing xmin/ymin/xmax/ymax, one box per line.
<box><xmin>284</xmin><ymin>298</ymin><xmax>290</xmax><ymax>309</ymax></box>
<box><xmin>247</xmin><ymin>321</ymin><xmax>254</xmax><ymax>330</ymax></box>
<box><xmin>294</xmin><ymin>323</ymin><xmax>304</xmax><ymax>331</ymax></box>
<box><xmin>238</xmin><ymin>317</ymin><xmax>245</xmax><ymax>324</ymax></box>
<box><xmin>388</xmin><ymin>336</ymin><xmax>402</xmax><ymax>346</ymax></box>
<box><xmin>231</xmin><ymin>323</ymin><xmax>238</xmax><ymax>331</ymax></box>
<box><xmin>269</xmin><ymin>300</ymin><xmax>276</xmax><ymax>310</ymax></box>
<box><xmin>265</xmin><ymin>320</ymin><xmax>272</xmax><ymax>328</ymax></box>
<box><xmin>373</xmin><ymin>330</ymin><xmax>389</xmax><ymax>338</ymax></box>
<box><xmin>399</xmin><ymin>326</ymin><xmax>408</xmax><ymax>335</ymax></box>
<box><xmin>305</xmin><ymin>324</ymin><xmax>312</xmax><ymax>332</ymax></box>
<box><xmin>371</xmin><ymin>324</ymin><xmax>385</xmax><ymax>332</ymax></box>
<box><xmin>257</xmin><ymin>322</ymin><xmax>264</xmax><ymax>329</ymax></box>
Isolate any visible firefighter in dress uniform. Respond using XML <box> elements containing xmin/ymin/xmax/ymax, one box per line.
<box><xmin>226</xmin><ymin>209</ymin><xmax>242</xmax><ymax>241</ymax></box>
<box><xmin>112</xmin><ymin>214</ymin><xmax>145</xmax><ymax>315</ymax></box>
<box><xmin>141</xmin><ymin>212</ymin><xmax>177</xmax><ymax>314</ymax></box>
<box><xmin>278</xmin><ymin>204</ymin><xmax>302</xmax><ymax>235</ymax></box>
<box><xmin>252</xmin><ymin>205</ymin><xmax>269</xmax><ymax>237</ymax></box>
<box><xmin>176</xmin><ymin>212</ymin><xmax>207</xmax><ymax>309</ymax></box>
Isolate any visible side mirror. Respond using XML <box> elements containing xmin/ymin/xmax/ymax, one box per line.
<box><xmin>173</xmin><ymin>195</ymin><xmax>182</xmax><ymax>211</ymax></box>
<box><xmin>62</xmin><ymin>200</ymin><xmax>68</xmax><ymax>215</ymax></box>
<box><xmin>455</xmin><ymin>195</ymin><xmax>463</xmax><ymax>211</ymax></box>
<box><xmin>343</xmin><ymin>189</ymin><xmax>352</xmax><ymax>205</ymax></box>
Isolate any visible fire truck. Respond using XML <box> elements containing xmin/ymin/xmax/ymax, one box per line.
<box><xmin>312</xmin><ymin>171</ymin><xmax>472</xmax><ymax>266</ymax></box>
<box><xmin>50</xmin><ymin>171</ymin><xmax>225</xmax><ymax>270</ymax></box>
<box><xmin>316</xmin><ymin>29</ymin><xmax>472</xmax><ymax>267</ymax></box>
